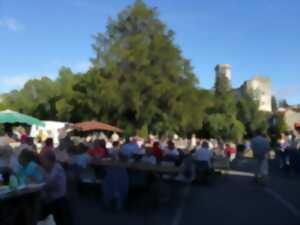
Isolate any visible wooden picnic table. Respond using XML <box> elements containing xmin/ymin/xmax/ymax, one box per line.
<box><xmin>0</xmin><ymin>184</ymin><xmax>44</xmax><ymax>225</ymax></box>
<box><xmin>91</xmin><ymin>159</ymin><xmax>181</xmax><ymax>174</ymax></box>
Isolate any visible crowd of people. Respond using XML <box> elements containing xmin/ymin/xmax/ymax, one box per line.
<box><xmin>1</xmin><ymin>127</ymin><xmax>300</xmax><ymax>225</ymax></box>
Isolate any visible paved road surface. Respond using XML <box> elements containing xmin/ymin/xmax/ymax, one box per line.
<box><xmin>71</xmin><ymin>159</ymin><xmax>300</xmax><ymax>225</ymax></box>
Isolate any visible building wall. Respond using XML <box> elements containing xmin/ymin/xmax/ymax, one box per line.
<box><xmin>242</xmin><ymin>76</ymin><xmax>272</xmax><ymax>112</ymax></box>
<box><xmin>215</xmin><ymin>64</ymin><xmax>231</xmax><ymax>81</ymax></box>
<box><xmin>284</xmin><ymin>109</ymin><xmax>300</xmax><ymax>132</ymax></box>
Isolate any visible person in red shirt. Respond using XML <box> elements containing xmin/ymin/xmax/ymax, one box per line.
<box><xmin>225</xmin><ymin>143</ymin><xmax>237</xmax><ymax>162</ymax></box>
<box><xmin>152</xmin><ymin>141</ymin><xmax>163</xmax><ymax>160</ymax></box>
<box><xmin>88</xmin><ymin>139</ymin><xmax>108</xmax><ymax>158</ymax></box>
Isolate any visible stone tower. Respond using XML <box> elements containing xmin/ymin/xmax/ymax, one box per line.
<box><xmin>241</xmin><ymin>76</ymin><xmax>272</xmax><ymax>112</ymax></box>
<box><xmin>215</xmin><ymin>64</ymin><xmax>232</xmax><ymax>81</ymax></box>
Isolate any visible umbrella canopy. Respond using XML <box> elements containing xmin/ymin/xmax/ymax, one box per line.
<box><xmin>73</xmin><ymin>121</ymin><xmax>123</xmax><ymax>133</ymax></box>
<box><xmin>0</xmin><ymin>110</ymin><xmax>45</xmax><ymax>127</ymax></box>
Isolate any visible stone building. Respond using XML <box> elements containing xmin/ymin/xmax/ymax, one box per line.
<box><xmin>278</xmin><ymin>107</ymin><xmax>300</xmax><ymax>133</ymax></box>
<box><xmin>215</xmin><ymin>64</ymin><xmax>232</xmax><ymax>81</ymax></box>
<box><xmin>214</xmin><ymin>64</ymin><xmax>272</xmax><ymax>112</ymax></box>
<box><xmin>240</xmin><ymin>76</ymin><xmax>272</xmax><ymax>112</ymax></box>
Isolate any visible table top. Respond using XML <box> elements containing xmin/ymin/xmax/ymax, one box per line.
<box><xmin>91</xmin><ymin>159</ymin><xmax>181</xmax><ymax>174</ymax></box>
<box><xmin>0</xmin><ymin>183</ymin><xmax>45</xmax><ymax>201</ymax></box>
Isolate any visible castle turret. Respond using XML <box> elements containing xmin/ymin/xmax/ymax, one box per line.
<box><xmin>215</xmin><ymin>64</ymin><xmax>231</xmax><ymax>81</ymax></box>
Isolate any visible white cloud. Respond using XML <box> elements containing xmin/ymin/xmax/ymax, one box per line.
<box><xmin>0</xmin><ymin>73</ymin><xmax>56</xmax><ymax>93</ymax></box>
<box><xmin>72</xmin><ymin>61</ymin><xmax>91</xmax><ymax>72</ymax></box>
<box><xmin>0</xmin><ymin>18</ymin><xmax>24</xmax><ymax>32</ymax></box>
<box><xmin>0</xmin><ymin>60</ymin><xmax>90</xmax><ymax>94</ymax></box>
<box><xmin>2</xmin><ymin>75</ymin><xmax>32</xmax><ymax>90</ymax></box>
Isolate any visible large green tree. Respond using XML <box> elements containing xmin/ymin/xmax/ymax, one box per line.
<box><xmin>204</xmin><ymin>73</ymin><xmax>244</xmax><ymax>141</ymax></box>
<box><xmin>236</xmin><ymin>92</ymin><xmax>269</xmax><ymax>137</ymax></box>
<box><xmin>55</xmin><ymin>67</ymin><xmax>79</xmax><ymax>121</ymax></box>
<box><xmin>71</xmin><ymin>0</ymin><xmax>210</xmax><ymax>136</ymax></box>
<box><xmin>3</xmin><ymin>67</ymin><xmax>78</xmax><ymax>121</ymax></box>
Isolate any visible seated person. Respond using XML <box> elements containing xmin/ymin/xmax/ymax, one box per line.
<box><xmin>41</xmin><ymin>138</ymin><xmax>54</xmax><ymax>155</ymax></box>
<box><xmin>120</xmin><ymin>138</ymin><xmax>140</xmax><ymax>159</ymax></box>
<box><xmin>17</xmin><ymin>149</ymin><xmax>44</xmax><ymax>185</ymax></box>
<box><xmin>193</xmin><ymin>141</ymin><xmax>214</xmax><ymax>183</ymax></box>
<box><xmin>0</xmin><ymin>145</ymin><xmax>19</xmax><ymax>173</ymax></box>
<box><xmin>14</xmin><ymin>135</ymin><xmax>31</xmax><ymax>156</ymax></box>
<box><xmin>40</xmin><ymin>151</ymin><xmax>69</xmax><ymax>225</ymax></box>
<box><xmin>88</xmin><ymin>139</ymin><xmax>108</xmax><ymax>158</ymax></box>
<box><xmin>69</xmin><ymin>144</ymin><xmax>91</xmax><ymax>168</ymax></box>
<box><xmin>26</xmin><ymin>137</ymin><xmax>38</xmax><ymax>152</ymax></box>
<box><xmin>54</xmin><ymin>140</ymin><xmax>71</xmax><ymax>164</ymax></box>
<box><xmin>163</xmin><ymin>141</ymin><xmax>180</xmax><ymax>158</ymax></box>
<box><xmin>164</xmin><ymin>141</ymin><xmax>179</xmax><ymax>156</ymax></box>
<box><xmin>108</xmin><ymin>141</ymin><xmax>120</xmax><ymax>157</ymax></box>
<box><xmin>69</xmin><ymin>144</ymin><xmax>95</xmax><ymax>183</ymax></box>
<box><xmin>152</xmin><ymin>141</ymin><xmax>163</xmax><ymax>160</ymax></box>
<box><xmin>160</xmin><ymin>141</ymin><xmax>180</xmax><ymax>167</ymax></box>
<box><xmin>102</xmin><ymin>153</ymin><xmax>129</xmax><ymax>211</ymax></box>
<box><xmin>193</xmin><ymin>141</ymin><xmax>213</xmax><ymax>168</ymax></box>
<box><xmin>141</xmin><ymin>147</ymin><xmax>157</xmax><ymax>165</ymax></box>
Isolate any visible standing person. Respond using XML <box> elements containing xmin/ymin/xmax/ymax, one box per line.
<box><xmin>277</xmin><ymin>133</ymin><xmax>288</xmax><ymax>169</ymax></box>
<box><xmin>40</xmin><ymin>151</ymin><xmax>70</xmax><ymax>225</ymax></box>
<box><xmin>190</xmin><ymin>134</ymin><xmax>197</xmax><ymax>150</ymax></box>
<box><xmin>251</xmin><ymin>131</ymin><xmax>271</xmax><ymax>184</ymax></box>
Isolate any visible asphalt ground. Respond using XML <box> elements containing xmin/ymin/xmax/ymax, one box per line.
<box><xmin>70</xmin><ymin>159</ymin><xmax>300</xmax><ymax>225</ymax></box>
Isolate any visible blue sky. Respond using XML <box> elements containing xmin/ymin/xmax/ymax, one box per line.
<box><xmin>0</xmin><ymin>0</ymin><xmax>299</xmax><ymax>104</ymax></box>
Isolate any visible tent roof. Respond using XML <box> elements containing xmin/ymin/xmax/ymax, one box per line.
<box><xmin>0</xmin><ymin>109</ymin><xmax>44</xmax><ymax>127</ymax></box>
<box><xmin>72</xmin><ymin>121</ymin><xmax>123</xmax><ymax>133</ymax></box>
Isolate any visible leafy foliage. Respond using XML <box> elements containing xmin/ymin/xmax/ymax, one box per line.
<box><xmin>236</xmin><ymin>92</ymin><xmax>270</xmax><ymax>138</ymax></box>
<box><xmin>73</xmin><ymin>0</ymin><xmax>211</xmax><ymax>136</ymax></box>
<box><xmin>3</xmin><ymin>68</ymin><xmax>78</xmax><ymax>121</ymax></box>
<box><xmin>269</xmin><ymin>112</ymin><xmax>288</xmax><ymax>136</ymax></box>
<box><xmin>271</xmin><ymin>96</ymin><xmax>278</xmax><ymax>112</ymax></box>
<box><xmin>1</xmin><ymin>0</ymin><xmax>277</xmax><ymax>140</ymax></box>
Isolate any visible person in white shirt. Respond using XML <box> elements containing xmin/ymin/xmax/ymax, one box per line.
<box><xmin>251</xmin><ymin>131</ymin><xmax>270</xmax><ymax>183</ymax></box>
<box><xmin>106</xmin><ymin>140</ymin><xmax>113</xmax><ymax>150</ymax></box>
<box><xmin>193</xmin><ymin>141</ymin><xmax>213</xmax><ymax>168</ymax></box>
<box><xmin>111</xmin><ymin>132</ymin><xmax>119</xmax><ymax>142</ymax></box>
<box><xmin>190</xmin><ymin>134</ymin><xmax>197</xmax><ymax>150</ymax></box>
<box><xmin>163</xmin><ymin>141</ymin><xmax>180</xmax><ymax>157</ymax></box>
